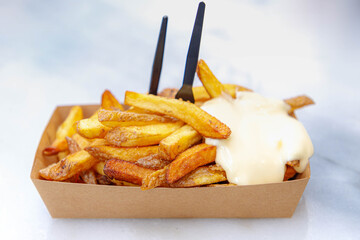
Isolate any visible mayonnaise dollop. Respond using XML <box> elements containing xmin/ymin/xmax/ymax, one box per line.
<box><xmin>201</xmin><ymin>92</ymin><xmax>313</xmax><ymax>185</ymax></box>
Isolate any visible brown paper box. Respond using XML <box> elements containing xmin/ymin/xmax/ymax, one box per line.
<box><xmin>31</xmin><ymin>105</ymin><xmax>310</xmax><ymax>218</ymax></box>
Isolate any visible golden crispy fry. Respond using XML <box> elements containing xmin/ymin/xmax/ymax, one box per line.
<box><xmin>125</xmin><ymin>106</ymin><xmax>159</xmax><ymax>115</ymax></box>
<box><xmin>85</xmin><ymin>145</ymin><xmax>159</xmax><ymax>162</ymax></box>
<box><xmin>104</xmin><ymin>159</ymin><xmax>155</xmax><ymax>185</ymax></box>
<box><xmin>96</xmin><ymin>175</ymin><xmax>113</xmax><ymax>185</ymax></box>
<box><xmin>196</xmin><ymin>59</ymin><xmax>232</xmax><ymax>98</ymax></box>
<box><xmin>166</xmin><ymin>143</ymin><xmax>216</xmax><ymax>184</ymax></box>
<box><xmin>101</xmin><ymin>90</ymin><xmax>124</xmax><ymax>111</ymax></box>
<box><xmin>88</xmin><ymin>138</ymin><xmax>110</xmax><ymax>147</ymax></box>
<box><xmin>135</xmin><ymin>154</ymin><xmax>170</xmax><ymax>170</ymax></box>
<box><xmin>284</xmin><ymin>165</ymin><xmax>297</xmax><ymax>181</ymax></box>
<box><xmin>142</xmin><ymin>164</ymin><xmax>226</xmax><ymax>190</ymax></box>
<box><xmin>105</xmin><ymin>122</ymin><xmax>184</xmax><ymax>147</ymax></box>
<box><xmin>94</xmin><ymin>161</ymin><xmax>106</xmax><ymax>175</ymax></box>
<box><xmin>57</xmin><ymin>150</ymin><xmax>69</xmax><ymax>161</ymax></box>
<box><xmin>43</xmin><ymin>106</ymin><xmax>83</xmax><ymax>155</ymax></box>
<box><xmin>94</xmin><ymin>161</ymin><xmax>136</xmax><ymax>185</ymax></box>
<box><xmin>39</xmin><ymin>150</ymin><xmax>99</xmax><ymax>181</ymax></box>
<box><xmin>159</xmin><ymin>125</ymin><xmax>202</xmax><ymax>161</ymax></box>
<box><xmin>124</xmin><ymin>91</ymin><xmax>231</xmax><ymax>139</ymax></box>
<box><xmin>193</xmin><ymin>83</ymin><xmax>251</xmax><ymax>102</ymax></box>
<box><xmin>286</xmin><ymin>160</ymin><xmax>300</xmax><ymax>168</ymax></box>
<box><xmin>76</xmin><ymin>118</ymin><xmax>111</xmax><ymax>139</ymax></box>
<box><xmin>170</xmin><ymin>165</ymin><xmax>226</xmax><ymax>187</ymax></box>
<box><xmin>66</xmin><ymin>136</ymin><xmax>81</xmax><ymax>153</ymax></box>
<box><xmin>141</xmin><ymin>167</ymin><xmax>168</xmax><ymax>190</ymax></box>
<box><xmin>284</xmin><ymin>95</ymin><xmax>315</xmax><ymax>112</ymax></box>
<box><xmin>98</xmin><ymin>109</ymin><xmax>177</xmax><ymax>127</ymax></box>
<box><xmin>158</xmin><ymin>84</ymin><xmax>252</xmax><ymax>103</ymax></box>
<box><xmin>80</xmin><ymin>169</ymin><xmax>97</xmax><ymax>184</ymax></box>
<box><xmin>71</xmin><ymin>133</ymin><xmax>90</xmax><ymax>149</ymax></box>
<box><xmin>193</xmin><ymin>84</ymin><xmax>251</xmax><ymax>102</ymax></box>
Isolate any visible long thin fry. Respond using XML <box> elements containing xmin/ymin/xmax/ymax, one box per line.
<box><xmin>124</xmin><ymin>91</ymin><xmax>231</xmax><ymax>139</ymax></box>
<box><xmin>105</xmin><ymin>122</ymin><xmax>184</xmax><ymax>147</ymax></box>
<box><xmin>104</xmin><ymin>159</ymin><xmax>155</xmax><ymax>185</ymax></box>
<box><xmin>284</xmin><ymin>95</ymin><xmax>315</xmax><ymax>112</ymax></box>
<box><xmin>166</xmin><ymin>143</ymin><xmax>216</xmax><ymax>183</ymax></box>
<box><xmin>135</xmin><ymin>154</ymin><xmax>170</xmax><ymax>170</ymax></box>
<box><xmin>159</xmin><ymin>124</ymin><xmax>202</xmax><ymax>161</ymax></box>
<box><xmin>85</xmin><ymin>145</ymin><xmax>159</xmax><ymax>162</ymax></box>
<box><xmin>101</xmin><ymin>90</ymin><xmax>124</xmax><ymax>111</ymax></box>
<box><xmin>43</xmin><ymin>106</ymin><xmax>83</xmax><ymax>155</ymax></box>
<box><xmin>39</xmin><ymin>150</ymin><xmax>99</xmax><ymax>181</ymax></box>
<box><xmin>170</xmin><ymin>165</ymin><xmax>226</xmax><ymax>187</ymax></box>
<box><xmin>196</xmin><ymin>59</ymin><xmax>232</xmax><ymax>98</ymax></box>
<box><xmin>76</xmin><ymin>118</ymin><xmax>111</xmax><ymax>139</ymax></box>
<box><xmin>98</xmin><ymin>109</ymin><xmax>176</xmax><ymax>127</ymax></box>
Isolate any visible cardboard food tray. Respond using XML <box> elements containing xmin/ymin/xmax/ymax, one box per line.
<box><xmin>31</xmin><ymin>105</ymin><xmax>310</xmax><ymax>218</ymax></box>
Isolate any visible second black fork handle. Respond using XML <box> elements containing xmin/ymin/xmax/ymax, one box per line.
<box><xmin>175</xmin><ymin>2</ymin><xmax>206</xmax><ymax>102</ymax></box>
<box><xmin>149</xmin><ymin>16</ymin><xmax>168</xmax><ymax>95</ymax></box>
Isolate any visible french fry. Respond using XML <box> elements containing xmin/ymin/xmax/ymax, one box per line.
<box><xmin>66</xmin><ymin>136</ymin><xmax>96</xmax><ymax>184</ymax></box>
<box><xmin>124</xmin><ymin>91</ymin><xmax>231</xmax><ymax>139</ymax></box>
<box><xmin>85</xmin><ymin>145</ymin><xmax>159</xmax><ymax>162</ymax></box>
<box><xmin>98</xmin><ymin>109</ymin><xmax>177</xmax><ymax>127</ymax></box>
<box><xmin>196</xmin><ymin>59</ymin><xmax>232</xmax><ymax>98</ymax></box>
<box><xmin>193</xmin><ymin>84</ymin><xmax>252</xmax><ymax>102</ymax></box>
<box><xmin>135</xmin><ymin>154</ymin><xmax>170</xmax><ymax>170</ymax></box>
<box><xmin>166</xmin><ymin>143</ymin><xmax>216</xmax><ymax>184</ymax></box>
<box><xmin>104</xmin><ymin>159</ymin><xmax>155</xmax><ymax>185</ymax></box>
<box><xmin>80</xmin><ymin>170</ymin><xmax>97</xmax><ymax>184</ymax></box>
<box><xmin>101</xmin><ymin>90</ymin><xmax>124</xmax><ymax>111</ymax></box>
<box><xmin>170</xmin><ymin>165</ymin><xmax>226</xmax><ymax>187</ymax></box>
<box><xmin>126</xmin><ymin>106</ymin><xmax>159</xmax><ymax>115</ymax></box>
<box><xmin>142</xmin><ymin>164</ymin><xmax>226</xmax><ymax>190</ymax></box>
<box><xmin>94</xmin><ymin>161</ymin><xmax>106</xmax><ymax>175</ymax></box>
<box><xmin>94</xmin><ymin>161</ymin><xmax>136</xmax><ymax>186</ymax></box>
<box><xmin>71</xmin><ymin>133</ymin><xmax>90</xmax><ymax>149</ymax></box>
<box><xmin>43</xmin><ymin>106</ymin><xmax>83</xmax><ymax>155</ymax></box>
<box><xmin>96</xmin><ymin>175</ymin><xmax>113</xmax><ymax>185</ymax></box>
<box><xmin>66</xmin><ymin>136</ymin><xmax>81</xmax><ymax>153</ymax></box>
<box><xmin>88</xmin><ymin>138</ymin><xmax>110</xmax><ymax>147</ymax></box>
<box><xmin>76</xmin><ymin>118</ymin><xmax>111</xmax><ymax>139</ymax></box>
<box><xmin>287</xmin><ymin>160</ymin><xmax>300</xmax><ymax>168</ymax></box>
<box><xmin>141</xmin><ymin>167</ymin><xmax>168</xmax><ymax>190</ymax></box>
<box><xmin>105</xmin><ymin>122</ymin><xmax>184</xmax><ymax>147</ymax></box>
<box><xmin>157</xmin><ymin>84</ymin><xmax>252</xmax><ymax>103</ymax></box>
<box><xmin>39</xmin><ymin>150</ymin><xmax>99</xmax><ymax>181</ymax></box>
<box><xmin>159</xmin><ymin>125</ymin><xmax>202</xmax><ymax>161</ymax></box>
<box><xmin>284</xmin><ymin>95</ymin><xmax>315</xmax><ymax>112</ymax></box>
<box><xmin>284</xmin><ymin>165</ymin><xmax>297</xmax><ymax>181</ymax></box>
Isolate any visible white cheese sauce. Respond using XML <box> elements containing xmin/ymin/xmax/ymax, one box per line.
<box><xmin>201</xmin><ymin>92</ymin><xmax>314</xmax><ymax>185</ymax></box>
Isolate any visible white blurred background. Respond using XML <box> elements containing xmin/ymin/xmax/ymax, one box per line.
<box><xmin>0</xmin><ymin>0</ymin><xmax>359</xmax><ymax>239</ymax></box>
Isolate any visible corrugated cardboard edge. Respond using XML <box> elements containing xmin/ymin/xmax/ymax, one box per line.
<box><xmin>31</xmin><ymin>105</ymin><xmax>310</xmax><ymax>218</ymax></box>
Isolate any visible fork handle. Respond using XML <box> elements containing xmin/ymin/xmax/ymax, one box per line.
<box><xmin>182</xmin><ymin>2</ymin><xmax>205</xmax><ymax>87</ymax></box>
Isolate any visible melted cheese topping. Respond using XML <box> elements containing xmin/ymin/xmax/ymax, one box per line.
<box><xmin>201</xmin><ymin>92</ymin><xmax>313</xmax><ymax>185</ymax></box>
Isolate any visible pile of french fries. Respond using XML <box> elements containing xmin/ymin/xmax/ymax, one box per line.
<box><xmin>40</xmin><ymin>59</ymin><xmax>314</xmax><ymax>189</ymax></box>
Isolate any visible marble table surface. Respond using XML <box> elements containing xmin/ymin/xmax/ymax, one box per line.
<box><xmin>0</xmin><ymin>0</ymin><xmax>359</xmax><ymax>239</ymax></box>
